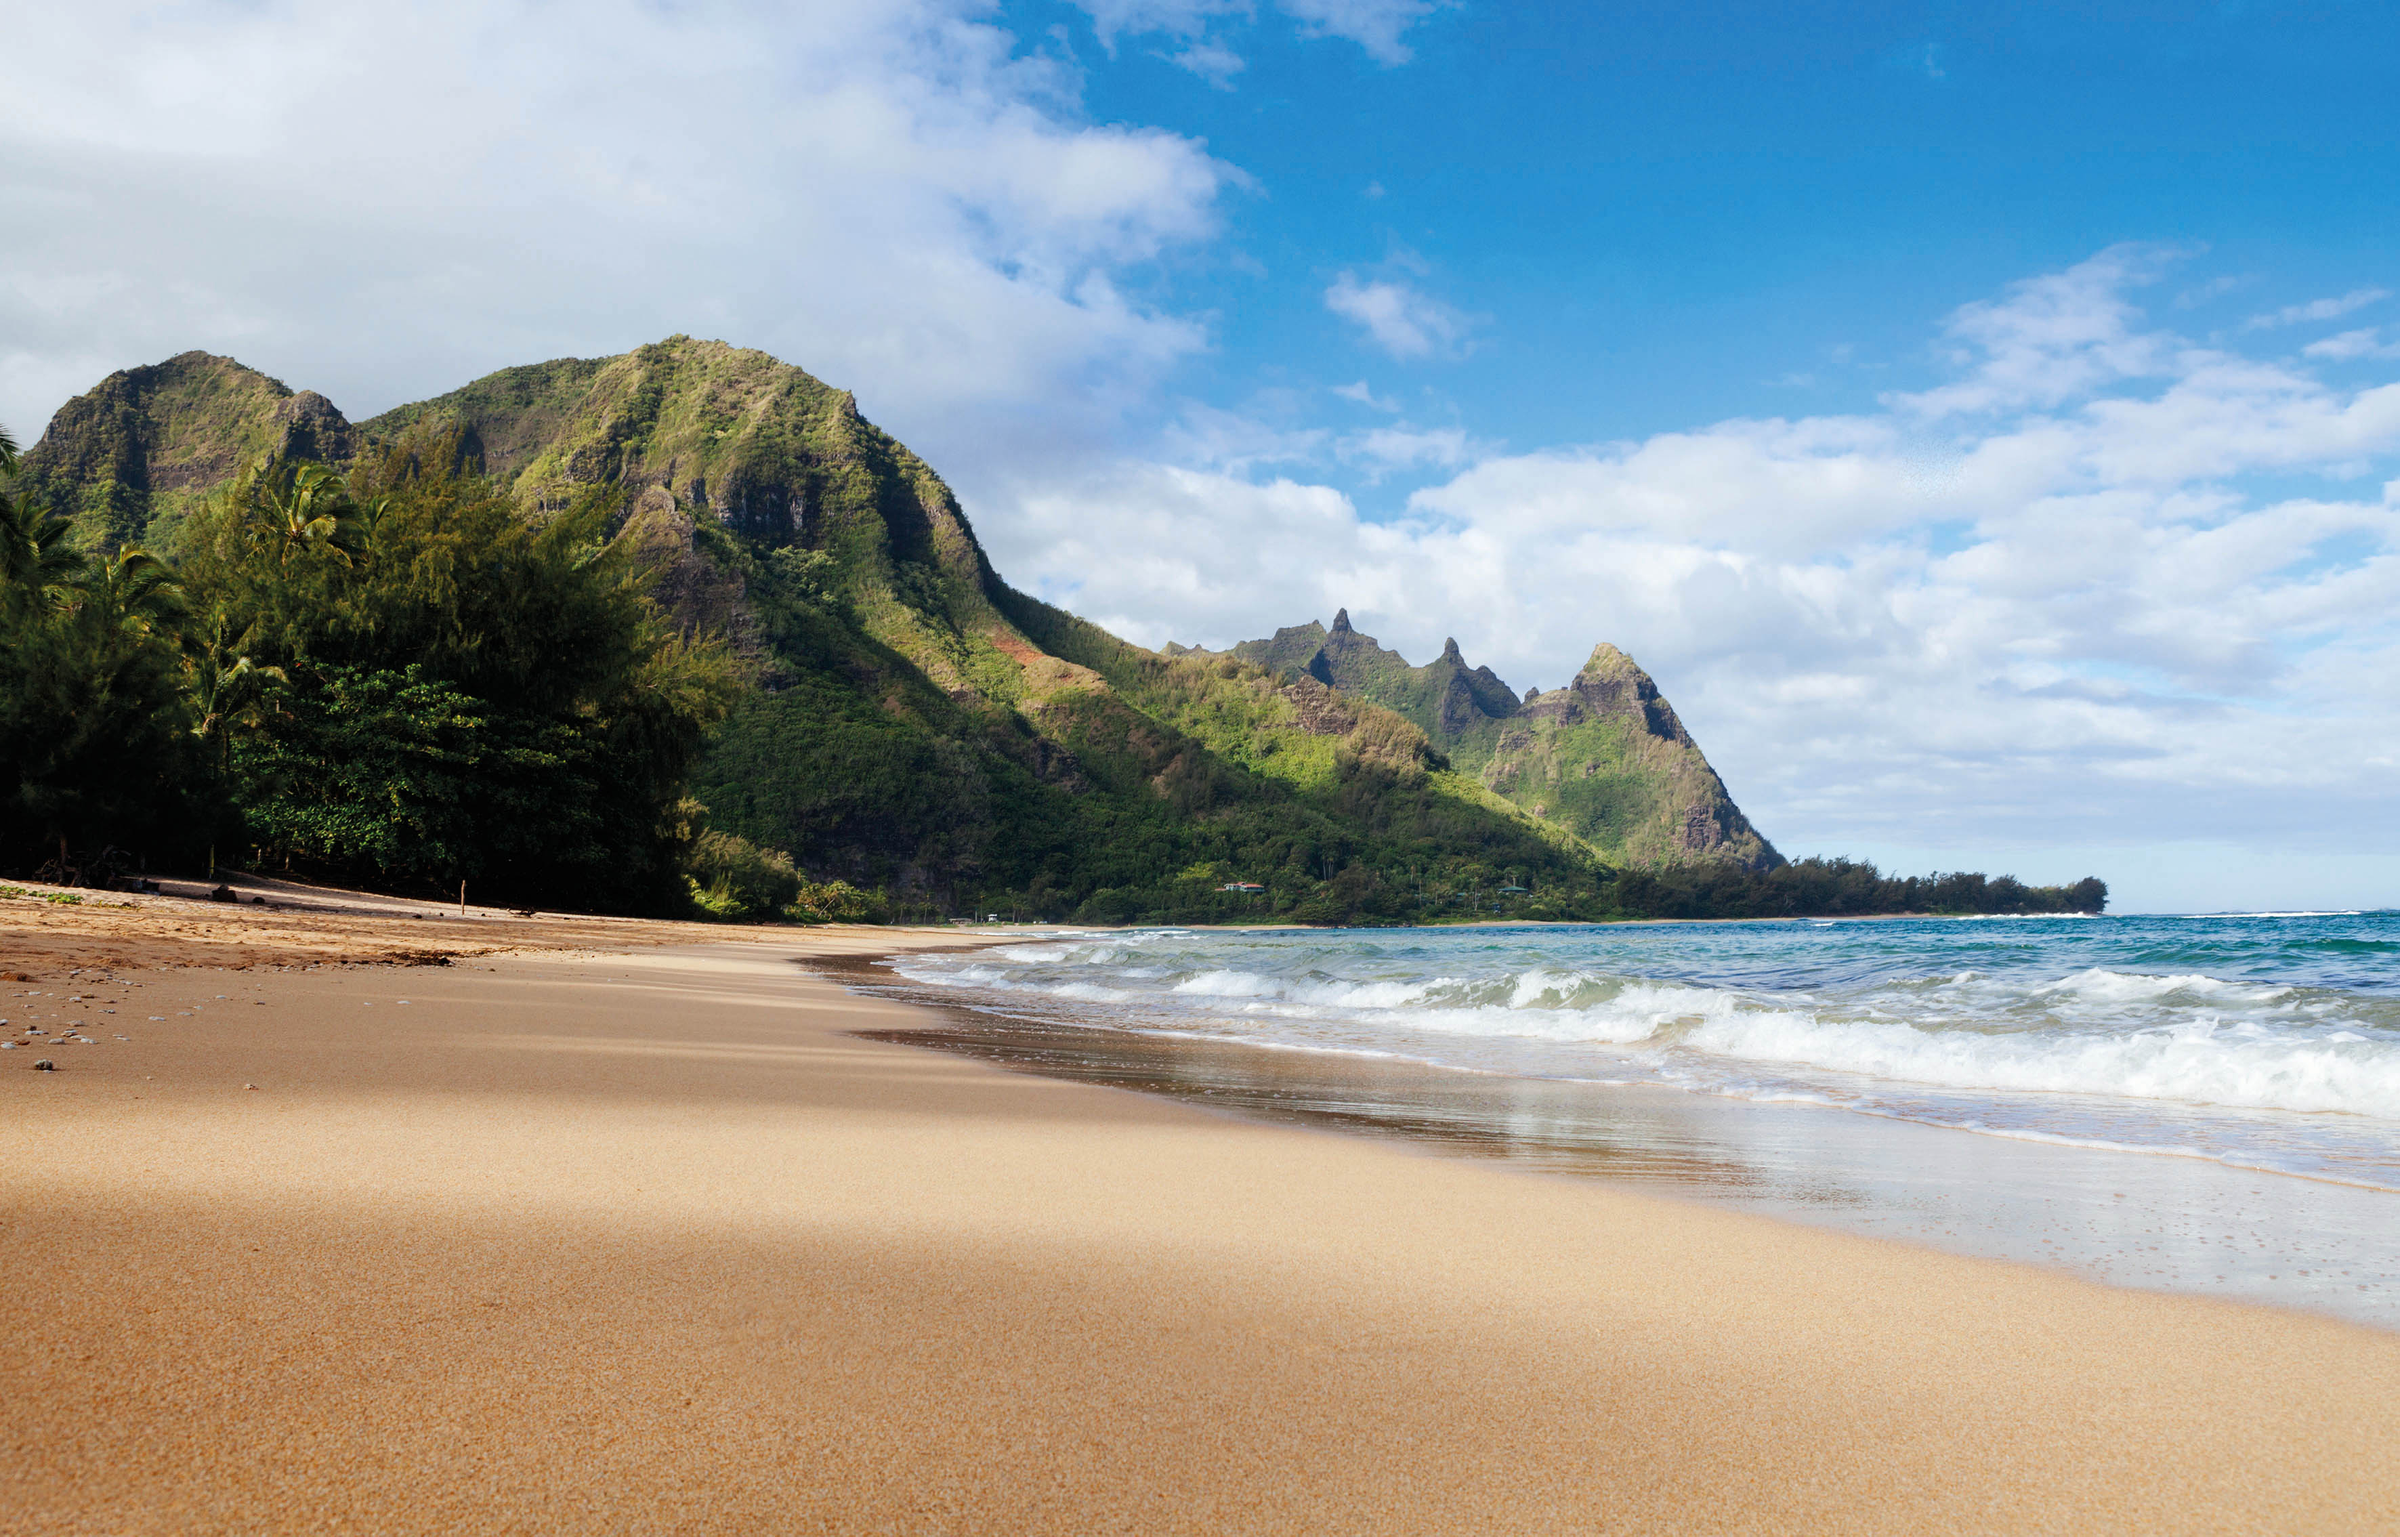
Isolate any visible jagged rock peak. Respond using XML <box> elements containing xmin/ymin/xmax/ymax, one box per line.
<box><xmin>1331</xmin><ymin>607</ymin><xmax>1353</xmax><ymax>634</ymax></box>
<box><xmin>1440</xmin><ymin>636</ymin><xmax>1463</xmax><ymax>662</ymax></box>
<box><xmin>1579</xmin><ymin>642</ymin><xmax>1648</xmax><ymax>683</ymax></box>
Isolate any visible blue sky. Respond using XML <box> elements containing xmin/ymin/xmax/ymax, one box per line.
<box><xmin>5</xmin><ymin>0</ymin><xmax>2397</xmax><ymax>910</ymax></box>
<box><xmin>1033</xmin><ymin>0</ymin><xmax>2400</xmax><ymax>460</ymax></box>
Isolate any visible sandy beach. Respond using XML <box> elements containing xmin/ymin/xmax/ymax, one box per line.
<box><xmin>3</xmin><ymin>894</ymin><xmax>2396</xmax><ymax>1534</ymax></box>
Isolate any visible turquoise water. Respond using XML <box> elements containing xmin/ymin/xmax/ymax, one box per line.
<box><xmin>879</xmin><ymin>912</ymin><xmax>2400</xmax><ymax>1325</ymax></box>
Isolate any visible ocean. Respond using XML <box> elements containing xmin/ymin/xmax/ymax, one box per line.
<box><xmin>862</xmin><ymin>911</ymin><xmax>2400</xmax><ymax>1329</ymax></box>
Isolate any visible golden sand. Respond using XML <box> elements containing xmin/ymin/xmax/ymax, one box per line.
<box><xmin>1</xmin><ymin>898</ymin><xmax>2394</xmax><ymax>1533</ymax></box>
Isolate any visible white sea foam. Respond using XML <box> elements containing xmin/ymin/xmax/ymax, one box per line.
<box><xmin>1685</xmin><ymin>1011</ymin><xmax>2400</xmax><ymax>1118</ymax></box>
<box><xmin>881</xmin><ymin>917</ymin><xmax>2400</xmax><ymax>1188</ymax></box>
<box><xmin>2034</xmin><ymin>967</ymin><xmax>2289</xmax><ymax>1005</ymax></box>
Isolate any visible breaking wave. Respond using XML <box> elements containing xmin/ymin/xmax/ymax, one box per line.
<box><xmin>889</xmin><ymin>911</ymin><xmax>2400</xmax><ymax>1184</ymax></box>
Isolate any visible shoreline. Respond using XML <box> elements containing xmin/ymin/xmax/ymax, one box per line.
<box><xmin>5</xmin><ymin>901</ymin><xmax>2396</xmax><ymax>1532</ymax></box>
<box><xmin>854</xmin><ymin>925</ymin><xmax>2400</xmax><ymax>1332</ymax></box>
<box><xmin>838</xmin><ymin>950</ymin><xmax>2400</xmax><ymax>1332</ymax></box>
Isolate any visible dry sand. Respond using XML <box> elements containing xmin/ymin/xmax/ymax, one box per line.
<box><xmin>2</xmin><ymin>894</ymin><xmax>2395</xmax><ymax>1534</ymax></box>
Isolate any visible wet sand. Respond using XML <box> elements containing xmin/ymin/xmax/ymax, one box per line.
<box><xmin>843</xmin><ymin>975</ymin><xmax>2400</xmax><ymax>1331</ymax></box>
<box><xmin>2</xmin><ymin>897</ymin><xmax>2396</xmax><ymax>1533</ymax></box>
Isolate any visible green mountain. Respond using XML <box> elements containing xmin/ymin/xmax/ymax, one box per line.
<box><xmin>1225</xmin><ymin>611</ymin><xmax>1778</xmax><ymax>869</ymax></box>
<box><xmin>19</xmin><ymin>339</ymin><xmax>1607</xmax><ymax>921</ymax></box>
<box><xmin>17</xmin><ymin>351</ymin><xmax>361</xmax><ymax>550</ymax></box>
<box><xmin>14</xmin><ymin>338</ymin><xmax>2099</xmax><ymax>921</ymax></box>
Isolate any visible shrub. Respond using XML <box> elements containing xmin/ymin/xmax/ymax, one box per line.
<box><xmin>682</xmin><ymin>829</ymin><xmax>802</xmax><ymax>920</ymax></box>
<box><xmin>785</xmin><ymin>878</ymin><xmax>887</xmax><ymax>925</ymax></box>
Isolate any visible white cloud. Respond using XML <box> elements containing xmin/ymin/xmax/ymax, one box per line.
<box><xmin>1169</xmin><ymin>40</ymin><xmax>1249</xmax><ymax>86</ymax></box>
<box><xmin>1159</xmin><ymin>402</ymin><xmax>1328</xmax><ymax>474</ymax></box>
<box><xmin>980</xmin><ymin>250</ymin><xmax>2400</xmax><ymax>906</ymax></box>
<box><xmin>1332</xmin><ymin>379</ymin><xmax>1402</xmax><ymax>412</ymax></box>
<box><xmin>1075</xmin><ymin>0</ymin><xmax>1248</xmax><ymax>43</ymax></box>
<box><xmin>1325</xmin><ymin>272</ymin><xmax>1470</xmax><ymax>359</ymax></box>
<box><xmin>0</xmin><ymin>0</ymin><xmax>1229</xmax><ymax>479</ymax></box>
<box><xmin>1277</xmin><ymin>0</ymin><xmax>1445</xmax><ymax>64</ymax></box>
<box><xmin>2243</xmin><ymin>287</ymin><xmax>2390</xmax><ymax>331</ymax></box>
<box><xmin>2305</xmin><ymin>328</ymin><xmax>2400</xmax><ymax>362</ymax></box>
<box><xmin>1066</xmin><ymin>0</ymin><xmax>1441</xmax><ymax>77</ymax></box>
<box><xmin>1337</xmin><ymin>425</ymin><xmax>1474</xmax><ymax>476</ymax></box>
<box><xmin>1891</xmin><ymin>244</ymin><xmax>2177</xmax><ymax>417</ymax></box>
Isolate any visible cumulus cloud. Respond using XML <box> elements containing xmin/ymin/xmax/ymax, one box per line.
<box><xmin>0</xmin><ymin>0</ymin><xmax>1229</xmax><ymax>479</ymax></box>
<box><xmin>1324</xmin><ymin>272</ymin><xmax>1471</xmax><ymax>359</ymax></box>
<box><xmin>980</xmin><ymin>251</ymin><xmax>2400</xmax><ymax>895</ymax></box>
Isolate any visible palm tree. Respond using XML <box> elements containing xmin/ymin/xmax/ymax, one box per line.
<box><xmin>184</xmin><ymin>613</ymin><xmax>288</xmax><ymax>776</ymax></box>
<box><xmin>0</xmin><ymin>496</ymin><xmax>85</xmax><ymax>602</ymax></box>
<box><xmin>246</xmin><ymin>460</ymin><xmax>365</xmax><ymax>563</ymax></box>
<box><xmin>0</xmin><ymin>427</ymin><xmax>87</xmax><ymax>615</ymax></box>
<box><xmin>76</xmin><ymin>548</ymin><xmax>188</xmax><ymax>658</ymax></box>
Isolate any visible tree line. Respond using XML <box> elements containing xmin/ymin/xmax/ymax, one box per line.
<box><xmin>0</xmin><ymin>425</ymin><xmax>830</xmax><ymax>914</ymax></box>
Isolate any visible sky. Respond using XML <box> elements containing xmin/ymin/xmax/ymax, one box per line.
<box><xmin>5</xmin><ymin>0</ymin><xmax>2398</xmax><ymax>912</ymax></box>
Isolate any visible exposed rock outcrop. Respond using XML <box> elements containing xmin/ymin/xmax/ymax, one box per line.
<box><xmin>1226</xmin><ymin>615</ymin><xmax>1780</xmax><ymax>870</ymax></box>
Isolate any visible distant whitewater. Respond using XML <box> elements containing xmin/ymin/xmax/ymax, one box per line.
<box><xmin>892</xmin><ymin>912</ymin><xmax>2400</xmax><ymax>1192</ymax></box>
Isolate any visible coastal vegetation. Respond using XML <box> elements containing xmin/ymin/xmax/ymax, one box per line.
<box><xmin>1</xmin><ymin>427</ymin><xmax>741</xmax><ymax>909</ymax></box>
<box><xmin>2</xmin><ymin>342</ymin><xmax>2110</xmax><ymax>923</ymax></box>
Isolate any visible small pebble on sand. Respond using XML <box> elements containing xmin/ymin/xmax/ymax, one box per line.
<box><xmin>33</xmin><ymin>1060</ymin><xmax>54</xmax><ymax>1071</ymax></box>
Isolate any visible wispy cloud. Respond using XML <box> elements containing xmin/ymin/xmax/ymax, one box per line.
<box><xmin>1889</xmin><ymin>244</ymin><xmax>2177</xmax><ymax>417</ymax></box>
<box><xmin>2304</xmin><ymin>328</ymin><xmax>2400</xmax><ymax>361</ymax></box>
<box><xmin>1325</xmin><ymin>272</ymin><xmax>1470</xmax><ymax>359</ymax></box>
<box><xmin>1332</xmin><ymin>379</ymin><xmax>1401</xmax><ymax>412</ymax></box>
<box><xmin>1336</xmin><ymin>424</ymin><xmax>1475</xmax><ymax>477</ymax></box>
<box><xmin>1278</xmin><ymin>0</ymin><xmax>1446</xmax><ymax>65</ymax></box>
<box><xmin>1067</xmin><ymin>0</ymin><xmax>1444</xmax><ymax>80</ymax></box>
<box><xmin>2244</xmin><ymin>287</ymin><xmax>2390</xmax><ymax>331</ymax></box>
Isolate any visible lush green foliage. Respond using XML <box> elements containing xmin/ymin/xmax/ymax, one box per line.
<box><xmin>1</xmin><ymin>426</ymin><xmax>214</xmax><ymax>878</ymax></box>
<box><xmin>1</xmin><ymin>429</ymin><xmax>741</xmax><ymax>910</ymax></box>
<box><xmin>684</xmin><ymin>829</ymin><xmax>802</xmax><ymax>918</ymax></box>
<box><xmin>176</xmin><ymin>448</ymin><xmax>741</xmax><ymax>907</ymax></box>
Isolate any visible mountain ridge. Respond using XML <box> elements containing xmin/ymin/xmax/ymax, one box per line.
<box><xmin>11</xmin><ymin>340</ymin><xmax>2100</xmax><ymax>922</ymax></box>
<box><xmin>1220</xmin><ymin>610</ymin><xmax>1778</xmax><ymax>869</ymax></box>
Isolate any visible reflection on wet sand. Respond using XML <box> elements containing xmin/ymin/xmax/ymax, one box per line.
<box><xmin>854</xmin><ymin>1017</ymin><xmax>1773</xmax><ymax>1190</ymax></box>
<box><xmin>834</xmin><ymin>957</ymin><xmax>2400</xmax><ymax>1332</ymax></box>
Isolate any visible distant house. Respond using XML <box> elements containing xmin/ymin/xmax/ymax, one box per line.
<box><xmin>1220</xmin><ymin>882</ymin><xmax>1267</xmax><ymax>893</ymax></box>
<box><xmin>1498</xmin><ymin>885</ymin><xmax>1530</xmax><ymax>895</ymax></box>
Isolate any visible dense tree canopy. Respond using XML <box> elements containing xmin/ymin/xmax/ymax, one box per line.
<box><xmin>0</xmin><ymin>433</ymin><xmax>742</xmax><ymax>910</ymax></box>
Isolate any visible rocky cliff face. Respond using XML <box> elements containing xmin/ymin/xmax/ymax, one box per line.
<box><xmin>1223</xmin><ymin>618</ymin><xmax>1780</xmax><ymax>870</ymax></box>
<box><xmin>23</xmin><ymin>338</ymin><xmax>1021</xmax><ymax>702</ymax></box>
<box><xmin>16</xmin><ymin>352</ymin><xmax>361</xmax><ymax>548</ymax></box>
<box><xmin>360</xmin><ymin>338</ymin><xmax>981</xmax><ymax>563</ymax></box>
<box><xmin>1233</xmin><ymin>608</ymin><xmax>1523</xmax><ymax>738</ymax></box>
